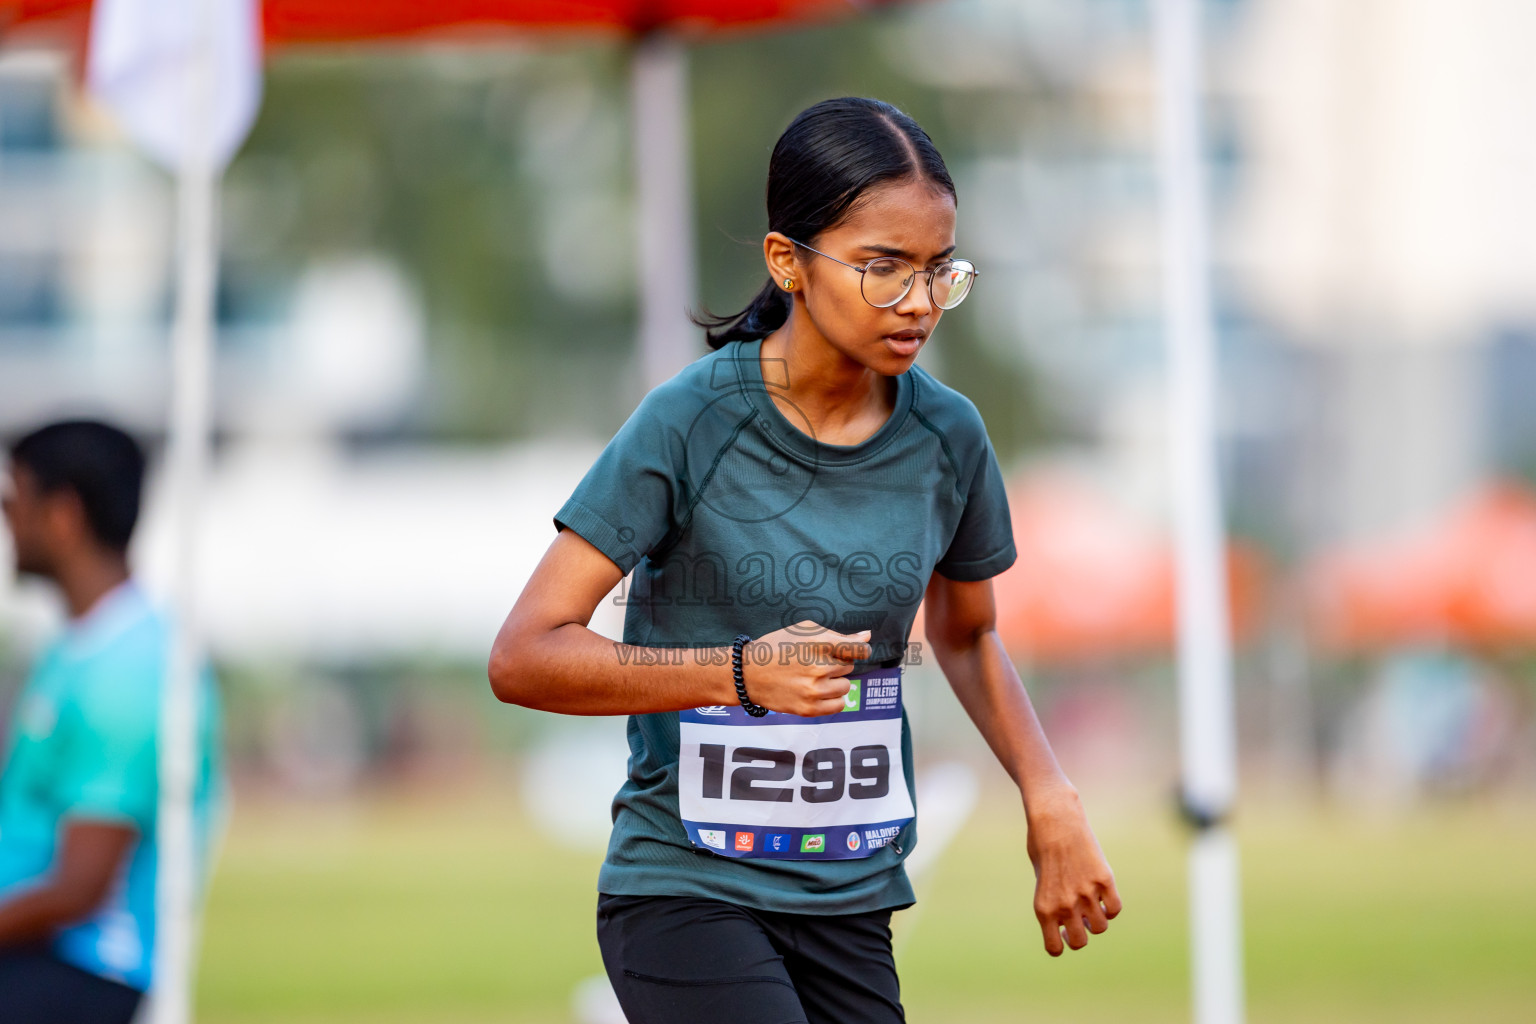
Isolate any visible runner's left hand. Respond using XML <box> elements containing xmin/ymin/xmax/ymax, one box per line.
<box><xmin>1024</xmin><ymin>787</ymin><xmax>1121</xmax><ymax>956</ymax></box>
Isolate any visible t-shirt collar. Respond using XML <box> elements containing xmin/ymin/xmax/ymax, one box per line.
<box><xmin>734</xmin><ymin>338</ymin><xmax>913</xmax><ymax>466</ymax></box>
<box><xmin>60</xmin><ymin>579</ymin><xmax>153</xmax><ymax>660</ymax></box>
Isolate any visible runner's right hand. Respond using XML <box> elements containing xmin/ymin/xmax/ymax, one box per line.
<box><xmin>738</xmin><ymin>621</ymin><xmax>872</xmax><ymax>717</ymax></box>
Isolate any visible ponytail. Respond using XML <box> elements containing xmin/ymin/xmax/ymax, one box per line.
<box><xmin>691</xmin><ymin>278</ymin><xmax>790</xmax><ymax>348</ymax></box>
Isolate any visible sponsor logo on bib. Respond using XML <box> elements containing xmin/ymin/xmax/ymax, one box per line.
<box><xmin>695</xmin><ymin>706</ymin><xmax>730</xmax><ymax>717</ymax></box>
<box><xmin>735</xmin><ymin>832</ymin><xmax>754</xmax><ymax>851</ymax></box>
<box><xmin>800</xmin><ymin>834</ymin><xmax>826</xmax><ymax>854</ymax></box>
<box><xmin>842</xmin><ymin>681</ymin><xmax>861</xmax><ymax>712</ymax></box>
<box><xmin>699</xmin><ymin>829</ymin><xmax>726</xmax><ymax>850</ymax></box>
<box><xmin>846</xmin><ymin>830</ymin><xmax>862</xmax><ymax>852</ymax></box>
<box><xmin>765</xmin><ymin>833</ymin><xmax>793</xmax><ymax>853</ymax></box>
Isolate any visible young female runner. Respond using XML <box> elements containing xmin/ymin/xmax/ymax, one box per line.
<box><xmin>489</xmin><ymin>96</ymin><xmax>1120</xmax><ymax>1023</ymax></box>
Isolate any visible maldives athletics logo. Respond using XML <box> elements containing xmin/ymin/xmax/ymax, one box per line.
<box><xmin>846</xmin><ymin>831</ymin><xmax>862</xmax><ymax>852</ymax></box>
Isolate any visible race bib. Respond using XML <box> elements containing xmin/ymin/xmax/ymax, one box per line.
<box><xmin>678</xmin><ymin>666</ymin><xmax>913</xmax><ymax>860</ymax></box>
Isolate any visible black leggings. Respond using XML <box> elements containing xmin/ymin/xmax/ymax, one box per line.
<box><xmin>0</xmin><ymin>949</ymin><xmax>144</xmax><ymax>1024</ymax></box>
<box><xmin>597</xmin><ymin>893</ymin><xmax>906</xmax><ymax>1024</ymax></box>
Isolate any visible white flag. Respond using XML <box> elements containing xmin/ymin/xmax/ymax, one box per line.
<box><xmin>87</xmin><ymin>0</ymin><xmax>263</xmax><ymax>172</ymax></box>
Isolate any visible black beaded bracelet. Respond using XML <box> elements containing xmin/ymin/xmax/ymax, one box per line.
<box><xmin>731</xmin><ymin>633</ymin><xmax>769</xmax><ymax>717</ymax></box>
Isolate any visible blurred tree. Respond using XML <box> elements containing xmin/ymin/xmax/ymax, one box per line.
<box><xmin>227</xmin><ymin>17</ymin><xmax>1053</xmax><ymax>458</ymax></box>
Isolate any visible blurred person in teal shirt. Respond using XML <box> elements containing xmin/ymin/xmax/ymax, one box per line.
<box><xmin>0</xmin><ymin>420</ymin><xmax>224</xmax><ymax>1023</ymax></box>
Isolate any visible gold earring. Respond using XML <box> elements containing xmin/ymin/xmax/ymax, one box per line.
<box><xmin>783</xmin><ymin>278</ymin><xmax>794</xmax><ymax>290</ymax></box>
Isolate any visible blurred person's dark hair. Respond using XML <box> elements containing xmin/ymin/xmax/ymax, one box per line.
<box><xmin>693</xmin><ymin>96</ymin><xmax>958</xmax><ymax>349</ymax></box>
<box><xmin>7</xmin><ymin>420</ymin><xmax>146</xmax><ymax>553</ymax></box>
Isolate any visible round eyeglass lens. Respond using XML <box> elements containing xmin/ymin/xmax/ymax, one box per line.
<box><xmin>933</xmin><ymin>260</ymin><xmax>976</xmax><ymax>309</ymax></box>
<box><xmin>860</xmin><ymin>258</ymin><xmax>913</xmax><ymax>308</ymax></box>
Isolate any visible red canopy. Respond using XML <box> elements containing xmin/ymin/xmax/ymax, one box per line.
<box><xmin>1306</xmin><ymin>482</ymin><xmax>1536</xmax><ymax>652</ymax></box>
<box><xmin>2</xmin><ymin>0</ymin><xmax>889</xmax><ymax>48</ymax></box>
<box><xmin>265</xmin><ymin>0</ymin><xmax>880</xmax><ymax>41</ymax></box>
<box><xmin>911</xmin><ymin>474</ymin><xmax>1265</xmax><ymax>664</ymax></box>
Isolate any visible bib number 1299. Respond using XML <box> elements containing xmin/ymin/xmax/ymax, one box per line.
<box><xmin>697</xmin><ymin>743</ymin><xmax>891</xmax><ymax>803</ymax></box>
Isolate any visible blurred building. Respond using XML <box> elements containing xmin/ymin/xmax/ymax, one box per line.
<box><xmin>3</xmin><ymin>0</ymin><xmax>1534</xmax><ymax>792</ymax></box>
<box><xmin>0</xmin><ymin>48</ymin><xmax>427</xmax><ymax>441</ymax></box>
<box><xmin>1231</xmin><ymin>0</ymin><xmax>1536</xmax><ymax>544</ymax></box>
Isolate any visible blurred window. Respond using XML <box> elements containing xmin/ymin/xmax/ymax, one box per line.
<box><xmin>0</xmin><ymin>78</ymin><xmax>59</xmax><ymax>152</ymax></box>
<box><xmin>0</xmin><ymin>253</ymin><xmax>63</xmax><ymax>334</ymax></box>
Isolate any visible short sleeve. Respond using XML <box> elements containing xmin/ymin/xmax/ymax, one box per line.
<box><xmin>53</xmin><ymin>670</ymin><xmax>159</xmax><ymax>827</ymax></box>
<box><xmin>934</xmin><ymin>431</ymin><xmax>1017</xmax><ymax>582</ymax></box>
<box><xmin>554</xmin><ymin>388</ymin><xmax>682</xmax><ymax>576</ymax></box>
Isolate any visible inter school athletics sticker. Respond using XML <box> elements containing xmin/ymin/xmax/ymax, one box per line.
<box><xmin>678</xmin><ymin>667</ymin><xmax>913</xmax><ymax>860</ymax></box>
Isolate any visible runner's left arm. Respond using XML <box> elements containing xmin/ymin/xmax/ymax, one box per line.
<box><xmin>922</xmin><ymin>569</ymin><xmax>1123</xmax><ymax>956</ymax></box>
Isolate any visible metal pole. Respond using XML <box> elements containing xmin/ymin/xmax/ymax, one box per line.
<box><xmin>1152</xmin><ymin>1</ymin><xmax>1245</xmax><ymax>1022</ymax></box>
<box><xmin>152</xmin><ymin>5</ymin><xmax>218</xmax><ymax>1021</ymax></box>
<box><xmin>630</xmin><ymin>33</ymin><xmax>698</xmax><ymax>391</ymax></box>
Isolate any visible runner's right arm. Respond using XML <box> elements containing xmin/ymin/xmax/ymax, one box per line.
<box><xmin>488</xmin><ymin>528</ymin><xmax>870</xmax><ymax>717</ymax></box>
<box><xmin>0</xmin><ymin>819</ymin><xmax>137</xmax><ymax>946</ymax></box>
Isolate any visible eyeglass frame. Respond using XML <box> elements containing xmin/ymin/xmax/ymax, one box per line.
<box><xmin>784</xmin><ymin>237</ymin><xmax>979</xmax><ymax>310</ymax></box>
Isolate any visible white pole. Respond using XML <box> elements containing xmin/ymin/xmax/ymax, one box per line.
<box><xmin>630</xmin><ymin>33</ymin><xmax>698</xmax><ymax>391</ymax></box>
<box><xmin>152</xmin><ymin>5</ymin><xmax>218</xmax><ymax>1022</ymax></box>
<box><xmin>1152</xmin><ymin>1</ymin><xmax>1245</xmax><ymax>1023</ymax></box>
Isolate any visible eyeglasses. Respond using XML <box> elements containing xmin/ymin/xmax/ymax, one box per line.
<box><xmin>786</xmin><ymin>237</ymin><xmax>979</xmax><ymax>310</ymax></box>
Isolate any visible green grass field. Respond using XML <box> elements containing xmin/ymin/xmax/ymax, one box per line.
<box><xmin>194</xmin><ymin>782</ymin><xmax>1536</xmax><ymax>1023</ymax></box>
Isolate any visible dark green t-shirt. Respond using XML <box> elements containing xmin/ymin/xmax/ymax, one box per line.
<box><xmin>553</xmin><ymin>337</ymin><xmax>1016</xmax><ymax>915</ymax></box>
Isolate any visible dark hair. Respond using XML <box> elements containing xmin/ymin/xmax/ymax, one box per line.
<box><xmin>693</xmin><ymin>97</ymin><xmax>957</xmax><ymax>349</ymax></box>
<box><xmin>8</xmin><ymin>419</ymin><xmax>146</xmax><ymax>552</ymax></box>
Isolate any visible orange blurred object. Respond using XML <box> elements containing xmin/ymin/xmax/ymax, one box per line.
<box><xmin>1306</xmin><ymin>482</ymin><xmax>1536</xmax><ymax>652</ymax></box>
<box><xmin>1</xmin><ymin>0</ymin><xmax>894</xmax><ymax>47</ymax></box>
<box><xmin>914</xmin><ymin>474</ymin><xmax>1264</xmax><ymax>664</ymax></box>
